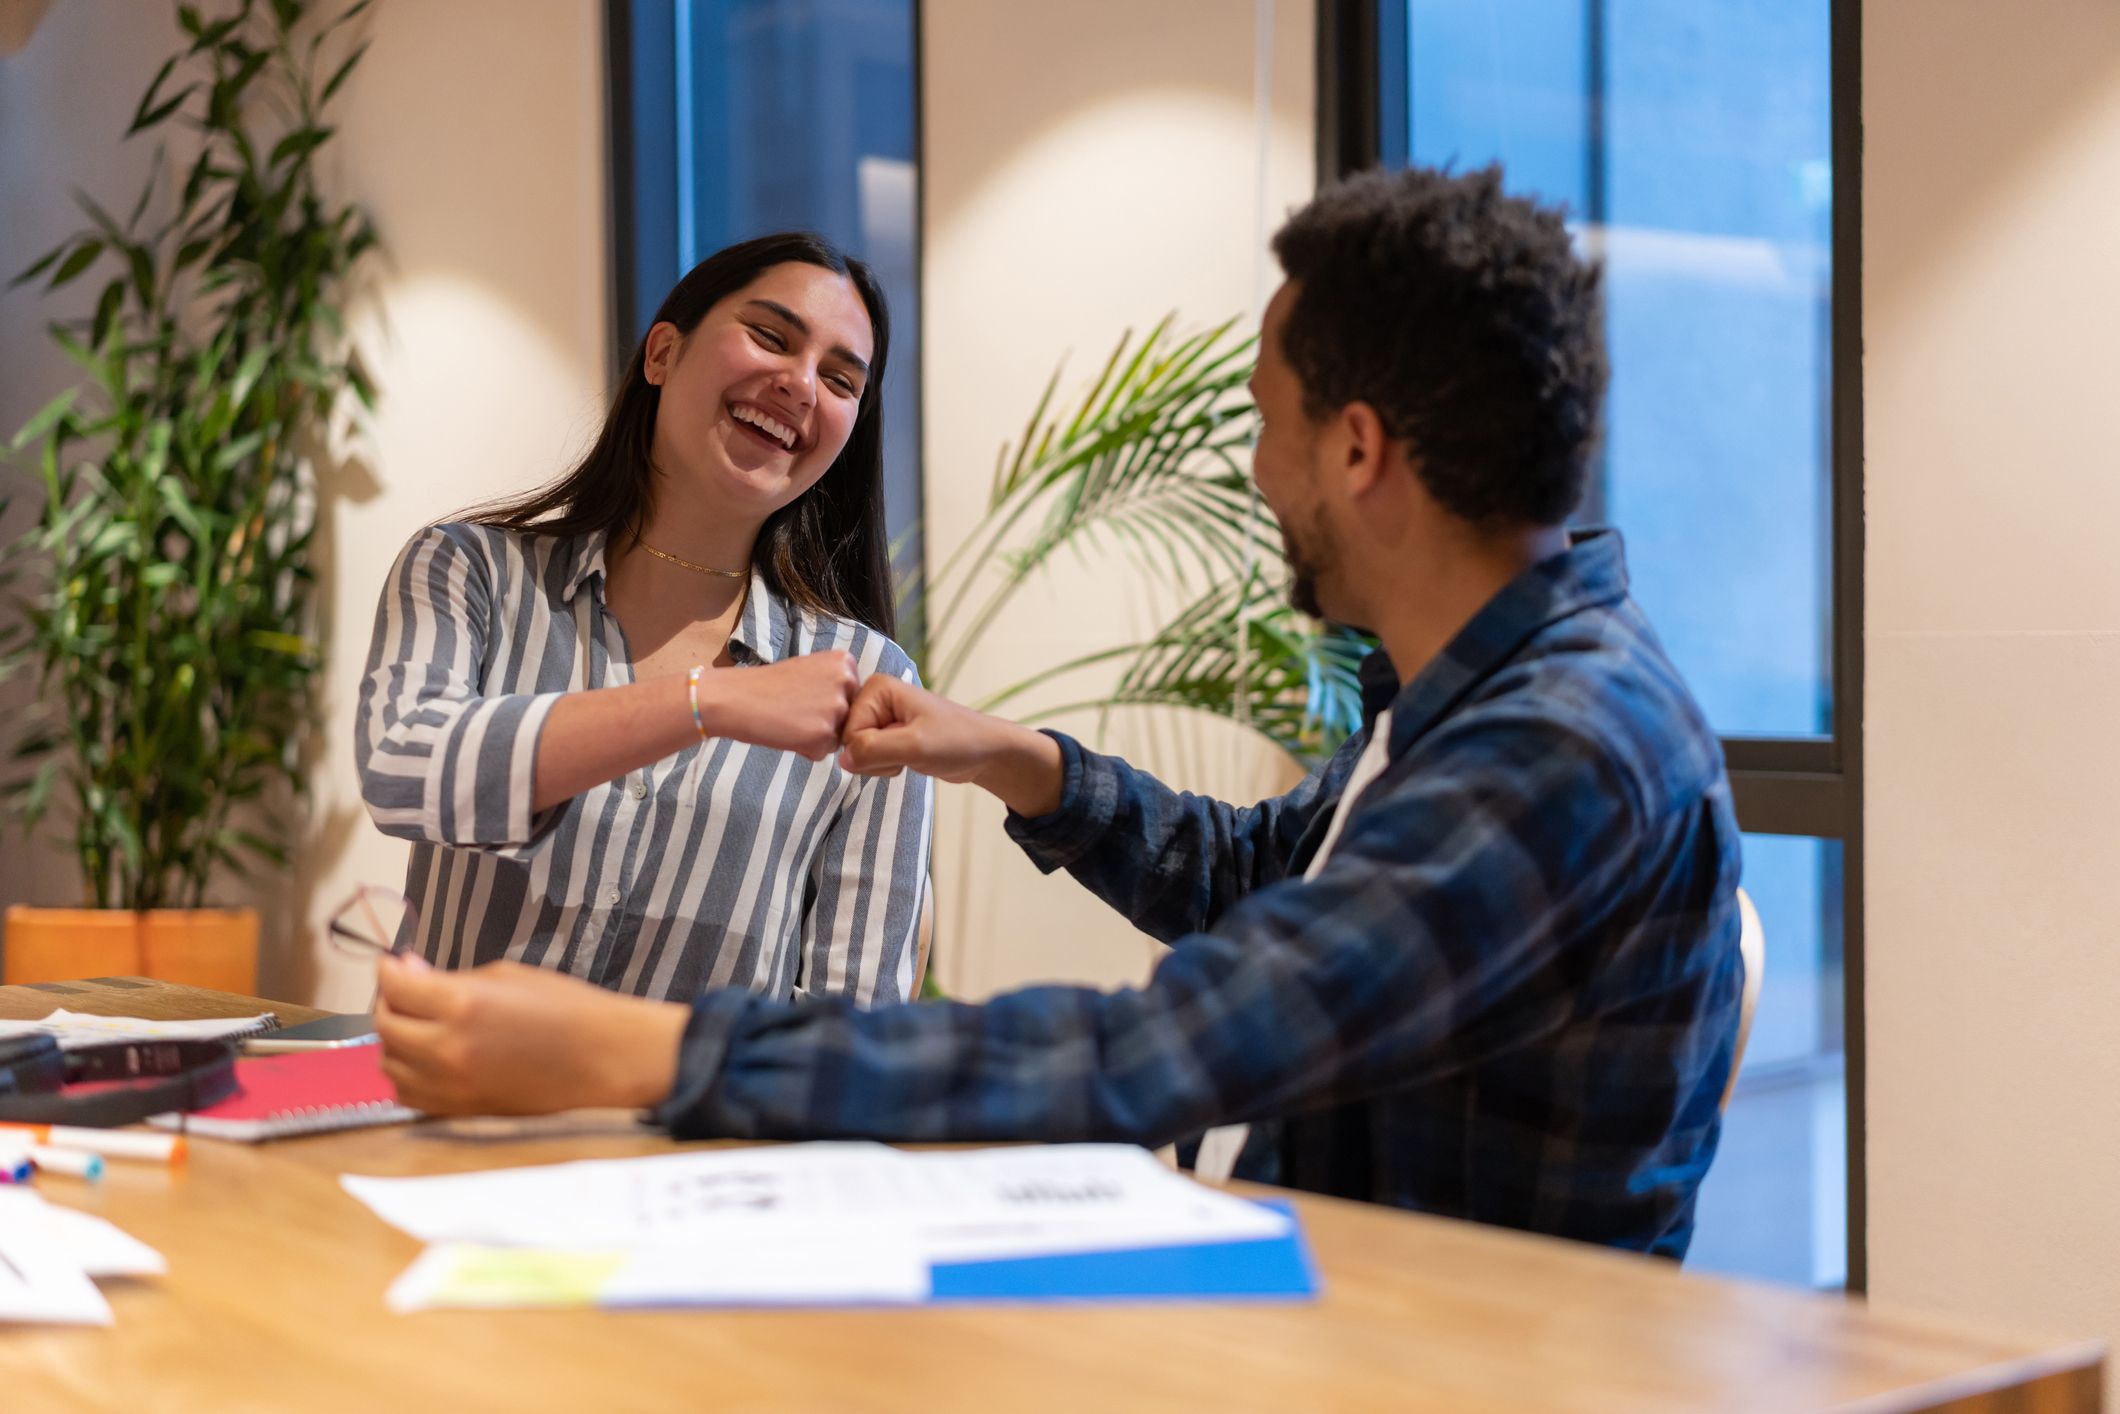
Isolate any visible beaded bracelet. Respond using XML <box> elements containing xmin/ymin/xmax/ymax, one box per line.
<box><xmin>686</xmin><ymin>664</ymin><xmax>709</xmax><ymax>741</ymax></box>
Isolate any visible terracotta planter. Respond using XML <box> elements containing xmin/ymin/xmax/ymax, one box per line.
<box><xmin>3</xmin><ymin>906</ymin><xmax>258</xmax><ymax>992</ymax></box>
<box><xmin>1</xmin><ymin>908</ymin><xmax>140</xmax><ymax>984</ymax></box>
<box><xmin>138</xmin><ymin>909</ymin><xmax>259</xmax><ymax>993</ymax></box>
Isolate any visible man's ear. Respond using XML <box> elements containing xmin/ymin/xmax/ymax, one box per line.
<box><xmin>1338</xmin><ymin>401</ymin><xmax>1391</xmax><ymax>498</ymax></box>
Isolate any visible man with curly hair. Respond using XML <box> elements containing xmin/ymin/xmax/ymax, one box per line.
<box><xmin>377</xmin><ymin>165</ymin><xmax>1742</xmax><ymax>1260</ymax></box>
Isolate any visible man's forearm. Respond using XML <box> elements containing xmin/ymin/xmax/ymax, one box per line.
<box><xmin>971</xmin><ymin>720</ymin><xmax>1066</xmax><ymax>819</ymax></box>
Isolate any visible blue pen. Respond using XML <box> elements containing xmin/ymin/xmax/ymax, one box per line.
<box><xmin>0</xmin><ymin>1158</ymin><xmax>32</xmax><ymax>1184</ymax></box>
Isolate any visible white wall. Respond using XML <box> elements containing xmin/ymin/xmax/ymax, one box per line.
<box><xmin>0</xmin><ymin>0</ymin><xmax>608</xmax><ymax>1008</ymax></box>
<box><xmin>1864</xmin><ymin>0</ymin><xmax>2120</xmax><ymax>1376</ymax></box>
<box><xmin>921</xmin><ymin>0</ymin><xmax>1315</xmax><ymax>998</ymax></box>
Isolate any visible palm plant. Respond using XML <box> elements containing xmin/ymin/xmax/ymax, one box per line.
<box><xmin>915</xmin><ymin>316</ymin><xmax>1370</xmax><ymax>768</ymax></box>
<box><xmin>1</xmin><ymin>0</ymin><xmax>377</xmax><ymax>909</ymax></box>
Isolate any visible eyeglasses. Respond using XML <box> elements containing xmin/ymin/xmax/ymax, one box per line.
<box><xmin>327</xmin><ymin>885</ymin><xmax>418</xmax><ymax>960</ymax></box>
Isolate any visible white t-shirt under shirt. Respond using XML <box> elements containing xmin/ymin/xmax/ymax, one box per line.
<box><xmin>1192</xmin><ymin>709</ymin><xmax>1397</xmax><ymax>1183</ymax></box>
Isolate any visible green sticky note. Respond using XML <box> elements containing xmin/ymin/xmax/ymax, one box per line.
<box><xmin>426</xmin><ymin>1245</ymin><xmax>629</xmax><ymax>1307</ymax></box>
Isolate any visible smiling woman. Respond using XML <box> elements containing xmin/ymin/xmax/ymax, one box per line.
<box><xmin>353</xmin><ymin>233</ymin><xmax>933</xmax><ymax>1008</ymax></box>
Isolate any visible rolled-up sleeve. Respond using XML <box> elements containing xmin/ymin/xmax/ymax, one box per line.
<box><xmin>355</xmin><ymin>524</ymin><xmax>567</xmax><ymax>852</ymax></box>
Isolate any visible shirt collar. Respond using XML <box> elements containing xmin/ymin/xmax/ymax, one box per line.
<box><xmin>728</xmin><ymin>565</ymin><xmax>791</xmax><ymax>664</ymax></box>
<box><xmin>1365</xmin><ymin>527</ymin><xmax>1633</xmax><ymax>755</ymax></box>
<box><xmin>558</xmin><ymin>529</ymin><xmax>610</xmax><ymax>604</ymax></box>
<box><xmin>559</xmin><ymin>530</ymin><xmax>792</xmax><ymax>665</ymax></box>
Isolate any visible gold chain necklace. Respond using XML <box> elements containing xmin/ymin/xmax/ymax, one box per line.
<box><xmin>636</xmin><ymin>540</ymin><xmax>746</xmax><ymax>580</ymax></box>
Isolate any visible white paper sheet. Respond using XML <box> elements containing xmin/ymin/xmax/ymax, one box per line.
<box><xmin>343</xmin><ymin>1143</ymin><xmax>1289</xmax><ymax>1267</ymax></box>
<box><xmin>0</xmin><ymin>1191</ymin><xmax>167</xmax><ymax>1279</ymax></box>
<box><xmin>0</xmin><ymin>1199</ymin><xmax>115</xmax><ymax>1325</ymax></box>
<box><xmin>0</xmin><ymin>1009</ymin><xmax>276</xmax><ymax>1050</ymax></box>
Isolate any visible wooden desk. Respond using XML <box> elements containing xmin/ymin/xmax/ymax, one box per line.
<box><xmin>0</xmin><ymin>985</ymin><xmax>2102</xmax><ymax>1412</ymax></box>
<box><xmin>0</xmin><ymin>975</ymin><xmax>328</xmax><ymax>1025</ymax></box>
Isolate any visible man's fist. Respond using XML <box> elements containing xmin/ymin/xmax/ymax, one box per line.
<box><xmin>838</xmin><ymin>676</ymin><xmax>1065</xmax><ymax>817</ymax></box>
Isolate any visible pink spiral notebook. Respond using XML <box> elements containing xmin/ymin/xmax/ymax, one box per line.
<box><xmin>154</xmin><ymin>1044</ymin><xmax>419</xmax><ymax>1142</ymax></box>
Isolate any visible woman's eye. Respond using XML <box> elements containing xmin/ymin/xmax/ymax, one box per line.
<box><xmin>829</xmin><ymin>375</ymin><xmax>859</xmax><ymax>396</ymax></box>
<box><xmin>749</xmin><ymin>325</ymin><xmax>786</xmax><ymax>350</ymax></box>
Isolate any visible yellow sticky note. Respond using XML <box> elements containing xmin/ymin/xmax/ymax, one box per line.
<box><xmin>424</xmin><ymin>1245</ymin><xmax>628</xmax><ymax>1307</ymax></box>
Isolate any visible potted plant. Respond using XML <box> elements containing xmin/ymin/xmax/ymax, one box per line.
<box><xmin>906</xmin><ymin>317</ymin><xmax>1371</xmax><ymax>997</ymax></box>
<box><xmin>0</xmin><ymin>0</ymin><xmax>376</xmax><ymax>988</ymax></box>
<box><xmin>915</xmin><ymin>314</ymin><xmax>1370</xmax><ymax>767</ymax></box>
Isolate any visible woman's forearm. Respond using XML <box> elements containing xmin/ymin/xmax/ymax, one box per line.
<box><xmin>530</xmin><ymin>651</ymin><xmax>861</xmax><ymax>813</ymax></box>
<box><xmin>530</xmin><ymin>675</ymin><xmax>701</xmax><ymax>812</ymax></box>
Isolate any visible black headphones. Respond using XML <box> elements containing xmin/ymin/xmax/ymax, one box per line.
<box><xmin>0</xmin><ymin>1034</ymin><xmax>238</xmax><ymax>1127</ymax></box>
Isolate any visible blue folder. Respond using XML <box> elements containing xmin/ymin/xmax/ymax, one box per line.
<box><xmin>927</xmin><ymin>1200</ymin><xmax>1318</xmax><ymax>1305</ymax></box>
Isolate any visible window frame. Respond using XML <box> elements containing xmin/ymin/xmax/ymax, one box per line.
<box><xmin>1317</xmin><ymin>0</ymin><xmax>1867</xmax><ymax>1290</ymax></box>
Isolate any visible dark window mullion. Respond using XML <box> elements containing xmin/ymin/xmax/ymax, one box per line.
<box><xmin>1721</xmin><ymin>736</ymin><xmax>1836</xmax><ymax>775</ymax></box>
<box><xmin>1729</xmin><ymin>769</ymin><xmax>1845</xmax><ymax>839</ymax></box>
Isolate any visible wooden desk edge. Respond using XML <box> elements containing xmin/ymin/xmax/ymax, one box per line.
<box><xmin>0</xmin><ymin>976</ymin><xmax>331</xmax><ymax>1025</ymax></box>
<box><xmin>1832</xmin><ymin>1339</ymin><xmax>2105</xmax><ymax>1414</ymax></box>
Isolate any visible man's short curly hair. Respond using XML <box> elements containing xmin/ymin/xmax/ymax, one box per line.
<box><xmin>1271</xmin><ymin>165</ymin><xmax>1607</xmax><ymax>527</ymax></box>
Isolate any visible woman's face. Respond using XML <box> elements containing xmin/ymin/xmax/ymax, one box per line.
<box><xmin>642</xmin><ymin>262</ymin><xmax>875</xmax><ymax>520</ymax></box>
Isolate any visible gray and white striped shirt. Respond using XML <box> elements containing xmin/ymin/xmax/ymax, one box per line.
<box><xmin>355</xmin><ymin>522</ymin><xmax>933</xmax><ymax>1005</ymax></box>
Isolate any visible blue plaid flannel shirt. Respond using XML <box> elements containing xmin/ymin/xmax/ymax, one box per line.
<box><xmin>652</xmin><ymin>531</ymin><xmax>1743</xmax><ymax>1258</ymax></box>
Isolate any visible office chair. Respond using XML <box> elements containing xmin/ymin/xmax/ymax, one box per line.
<box><xmin>1721</xmin><ymin>886</ymin><xmax>1766</xmax><ymax>1113</ymax></box>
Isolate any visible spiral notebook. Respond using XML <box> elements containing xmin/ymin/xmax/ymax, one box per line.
<box><xmin>152</xmin><ymin>1043</ymin><xmax>418</xmax><ymax>1141</ymax></box>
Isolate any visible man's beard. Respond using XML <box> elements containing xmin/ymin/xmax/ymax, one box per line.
<box><xmin>1279</xmin><ymin>510</ymin><xmax>1329</xmax><ymax>620</ymax></box>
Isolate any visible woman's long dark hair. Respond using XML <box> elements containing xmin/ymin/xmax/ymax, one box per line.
<box><xmin>474</xmin><ymin>232</ymin><xmax>895</xmax><ymax>636</ymax></box>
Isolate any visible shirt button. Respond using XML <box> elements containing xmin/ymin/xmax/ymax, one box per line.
<box><xmin>605</xmin><ymin>887</ymin><xmax>622</xmax><ymax>906</ymax></box>
<box><xmin>630</xmin><ymin>778</ymin><xmax>648</xmax><ymax>800</ymax></box>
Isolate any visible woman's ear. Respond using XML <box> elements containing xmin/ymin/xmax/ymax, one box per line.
<box><xmin>643</xmin><ymin>322</ymin><xmax>682</xmax><ymax>386</ymax></box>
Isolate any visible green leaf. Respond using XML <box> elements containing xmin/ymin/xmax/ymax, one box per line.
<box><xmin>72</xmin><ymin>190</ymin><xmax>124</xmax><ymax>242</ymax></box>
<box><xmin>341</xmin><ymin>355</ymin><xmax>375</xmax><ymax>410</ymax></box>
<box><xmin>320</xmin><ymin>39</ymin><xmax>370</xmax><ymax>104</ymax></box>
<box><xmin>320</xmin><ymin>0</ymin><xmax>376</xmax><ymax>38</ymax></box>
<box><xmin>90</xmin><ymin>279</ymin><xmax>125</xmax><ymax>350</ymax></box>
<box><xmin>125</xmin><ymin>244</ymin><xmax>156</xmax><ymax>306</ymax></box>
<box><xmin>154</xmin><ymin>476</ymin><xmax>211</xmax><ymax>547</ymax></box>
<box><xmin>228</xmin><ymin>344</ymin><xmax>272</xmax><ymax>409</ymax></box>
<box><xmin>22</xmin><ymin>758</ymin><xmax>62</xmax><ymax>824</ymax></box>
<box><xmin>10</xmin><ymin>731</ymin><xmax>60</xmax><ymax>761</ymax></box>
<box><xmin>219</xmin><ymin>46</ymin><xmax>270</xmax><ymax>106</ymax></box>
<box><xmin>85</xmin><ymin>523</ymin><xmax>137</xmax><ymax>558</ymax></box>
<box><xmin>47</xmin><ymin>322</ymin><xmax>105</xmax><ymax>379</ymax></box>
<box><xmin>10</xmin><ymin>389</ymin><xmax>78</xmax><ymax>454</ymax></box>
<box><xmin>48</xmin><ymin>239</ymin><xmax>105</xmax><ymax>289</ymax></box>
<box><xmin>105</xmin><ymin>809</ymin><xmax>143</xmax><ymax>869</ymax></box>
<box><xmin>243</xmin><ymin>629</ymin><xmax>314</xmax><ymax>659</ymax></box>
<box><xmin>130</xmin><ymin>82</ymin><xmax>200</xmax><ymax>136</ymax></box>
<box><xmin>9</xmin><ymin>244</ymin><xmax>66</xmax><ymax>289</ymax></box>
<box><xmin>268</xmin><ymin>127</ymin><xmax>333</xmax><ymax>170</ymax></box>
<box><xmin>212</xmin><ymin>430</ymin><xmax>265</xmax><ymax>470</ymax></box>
<box><xmin>127</xmin><ymin>55</ymin><xmax>180</xmax><ymax>133</ymax></box>
<box><xmin>179</xmin><ymin>151</ymin><xmax>226</xmax><ymax>210</ymax></box>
